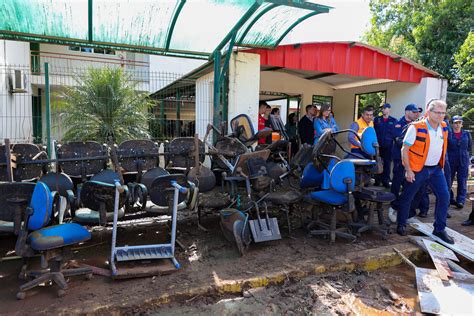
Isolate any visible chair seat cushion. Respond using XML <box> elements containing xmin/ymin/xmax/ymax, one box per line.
<box><xmin>28</xmin><ymin>223</ymin><xmax>91</xmax><ymax>251</ymax></box>
<box><xmin>353</xmin><ymin>187</ymin><xmax>395</xmax><ymax>203</ymax></box>
<box><xmin>265</xmin><ymin>190</ymin><xmax>302</xmax><ymax>204</ymax></box>
<box><xmin>74</xmin><ymin>208</ymin><xmax>125</xmax><ymax>224</ymax></box>
<box><xmin>310</xmin><ymin>190</ymin><xmax>347</xmax><ymax>206</ymax></box>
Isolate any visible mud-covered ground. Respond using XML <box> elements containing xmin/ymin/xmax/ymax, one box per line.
<box><xmin>0</xmin><ymin>185</ymin><xmax>473</xmax><ymax>315</ymax></box>
<box><xmin>143</xmin><ymin>266</ymin><xmax>421</xmax><ymax>315</ymax></box>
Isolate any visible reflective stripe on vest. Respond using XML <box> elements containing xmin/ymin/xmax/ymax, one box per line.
<box><xmin>407</xmin><ymin>119</ymin><xmax>448</xmax><ymax>172</ymax></box>
<box><xmin>351</xmin><ymin>117</ymin><xmax>374</xmax><ymax>149</ymax></box>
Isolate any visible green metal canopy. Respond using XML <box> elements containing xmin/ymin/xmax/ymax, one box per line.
<box><xmin>0</xmin><ymin>0</ymin><xmax>332</xmax><ymax>59</ymax></box>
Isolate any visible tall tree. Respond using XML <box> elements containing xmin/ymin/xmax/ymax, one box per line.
<box><xmin>364</xmin><ymin>0</ymin><xmax>474</xmax><ymax>92</ymax></box>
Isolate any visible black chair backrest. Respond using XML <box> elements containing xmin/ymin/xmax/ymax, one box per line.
<box><xmin>40</xmin><ymin>172</ymin><xmax>74</xmax><ymax>197</ymax></box>
<box><xmin>149</xmin><ymin>174</ymin><xmax>188</xmax><ymax>207</ymax></box>
<box><xmin>0</xmin><ymin>182</ymin><xmax>36</xmax><ymax>222</ymax></box>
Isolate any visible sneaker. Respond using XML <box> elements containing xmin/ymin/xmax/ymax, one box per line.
<box><xmin>388</xmin><ymin>207</ymin><xmax>397</xmax><ymax>223</ymax></box>
<box><xmin>432</xmin><ymin>230</ymin><xmax>454</xmax><ymax>244</ymax></box>
<box><xmin>450</xmin><ymin>200</ymin><xmax>457</xmax><ymax>206</ymax></box>
<box><xmin>456</xmin><ymin>203</ymin><xmax>464</xmax><ymax>209</ymax></box>
<box><xmin>396</xmin><ymin>225</ymin><xmax>407</xmax><ymax>236</ymax></box>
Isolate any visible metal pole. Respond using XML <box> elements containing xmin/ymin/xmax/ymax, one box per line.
<box><xmin>44</xmin><ymin>62</ymin><xmax>52</xmax><ymax>157</ymax></box>
<box><xmin>213</xmin><ymin>51</ymin><xmax>221</xmax><ymax>137</ymax></box>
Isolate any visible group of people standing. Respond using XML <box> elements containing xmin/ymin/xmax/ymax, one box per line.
<box><xmin>259</xmin><ymin>99</ymin><xmax>472</xmax><ymax>245</ymax></box>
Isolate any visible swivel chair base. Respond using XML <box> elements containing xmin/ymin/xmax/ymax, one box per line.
<box><xmin>17</xmin><ymin>251</ymin><xmax>92</xmax><ymax>300</ymax></box>
<box><xmin>308</xmin><ymin>205</ymin><xmax>356</xmax><ymax>243</ymax></box>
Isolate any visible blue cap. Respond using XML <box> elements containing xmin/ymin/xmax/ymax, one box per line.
<box><xmin>418</xmin><ymin>107</ymin><xmax>423</xmax><ymax>113</ymax></box>
<box><xmin>405</xmin><ymin>104</ymin><xmax>418</xmax><ymax>112</ymax></box>
<box><xmin>382</xmin><ymin>103</ymin><xmax>391</xmax><ymax>109</ymax></box>
<box><xmin>452</xmin><ymin>115</ymin><xmax>463</xmax><ymax>122</ymax></box>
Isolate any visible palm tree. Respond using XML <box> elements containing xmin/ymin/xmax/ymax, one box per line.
<box><xmin>61</xmin><ymin>67</ymin><xmax>152</xmax><ymax>143</ymax></box>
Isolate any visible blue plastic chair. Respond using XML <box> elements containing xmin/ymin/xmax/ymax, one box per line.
<box><xmin>306</xmin><ymin>160</ymin><xmax>357</xmax><ymax>242</ymax></box>
<box><xmin>11</xmin><ymin>181</ymin><xmax>92</xmax><ymax>299</ymax></box>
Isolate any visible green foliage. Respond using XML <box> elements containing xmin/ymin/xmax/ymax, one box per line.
<box><xmin>356</xmin><ymin>91</ymin><xmax>386</xmax><ymax>117</ymax></box>
<box><xmin>61</xmin><ymin>67</ymin><xmax>152</xmax><ymax>143</ymax></box>
<box><xmin>455</xmin><ymin>32</ymin><xmax>474</xmax><ymax>92</ymax></box>
<box><xmin>364</xmin><ymin>0</ymin><xmax>474</xmax><ymax>92</ymax></box>
<box><xmin>446</xmin><ymin>92</ymin><xmax>474</xmax><ymax>118</ymax></box>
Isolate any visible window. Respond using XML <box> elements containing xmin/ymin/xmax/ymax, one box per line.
<box><xmin>354</xmin><ymin>91</ymin><xmax>386</xmax><ymax>119</ymax></box>
<box><xmin>68</xmin><ymin>46</ymin><xmax>115</xmax><ymax>55</ymax></box>
<box><xmin>312</xmin><ymin>95</ymin><xmax>333</xmax><ymax>107</ymax></box>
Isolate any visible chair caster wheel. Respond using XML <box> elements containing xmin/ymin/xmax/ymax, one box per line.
<box><xmin>16</xmin><ymin>291</ymin><xmax>26</xmax><ymax>300</ymax></box>
<box><xmin>85</xmin><ymin>273</ymin><xmax>93</xmax><ymax>280</ymax></box>
<box><xmin>57</xmin><ymin>289</ymin><xmax>66</xmax><ymax>298</ymax></box>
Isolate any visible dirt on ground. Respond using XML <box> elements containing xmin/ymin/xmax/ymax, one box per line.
<box><xmin>0</xmin><ymin>185</ymin><xmax>473</xmax><ymax>315</ymax></box>
<box><xmin>140</xmin><ymin>267</ymin><xmax>420</xmax><ymax>315</ymax></box>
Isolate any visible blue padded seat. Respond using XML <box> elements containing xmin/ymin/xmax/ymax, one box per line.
<box><xmin>310</xmin><ymin>190</ymin><xmax>348</xmax><ymax>206</ymax></box>
<box><xmin>28</xmin><ymin>223</ymin><xmax>91</xmax><ymax>251</ymax></box>
<box><xmin>300</xmin><ymin>163</ymin><xmax>324</xmax><ymax>189</ymax></box>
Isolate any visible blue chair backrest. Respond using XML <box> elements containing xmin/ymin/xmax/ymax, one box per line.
<box><xmin>300</xmin><ymin>163</ymin><xmax>324</xmax><ymax>188</ymax></box>
<box><xmin>360</xmin><ymin>126</ymin><xmax>378</xmax><ymax>156</ymax></box>
<box><xmin>28</xmin><ymin>181</ymin><xmax>54</xmax><ymax>230</ymax></box>
<box><xmin>322</xmin><ymin>158</ymin><xmax>337</xmax><ymax>190</ymax></box>
<box><xmin>329</xmin><ymin>160</ymin><xmax>355</xmax><ymax>193</ymax></box>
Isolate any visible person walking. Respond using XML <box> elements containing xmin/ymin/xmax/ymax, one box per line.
<box><xmin>395</xmin><ymin>100</ymin><xmax>454</xmax><ymax>244</ymax></box>
<box><xmin>390</xmin><ymin>104</ymin><xmax>418</xmax><ymax>199</ymax></box>
<box><xmin>298</xmin><ymin>104</ymin><xmax>317</xmax><ymax>145</ymax></box>
<box><xmin>348</xmin><ymin>106</ymin><xmax>374</xmax><ymax>158</ymax></box>
<box><xmin>373</xmin><ymin>103</ymin><xmax>397</xmax><ymax>187</ymax></box>
<box><xmin>448</xmin><ymin>115</ymin><xmax>472</xmax><ymax>209</ymax></box>
<box><xmin>313</xmin><ymin>104</ymin><xmax>339</xmax><ymax>144</ymax></box>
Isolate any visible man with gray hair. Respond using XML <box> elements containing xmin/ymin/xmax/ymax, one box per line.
<box><xmin>395</xmin><ymin>100</ymin><xmax>454</xmax><ymax>244</ymax></box>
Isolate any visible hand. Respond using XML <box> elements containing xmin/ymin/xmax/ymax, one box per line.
<box><xmin>324</xmin><ymin>128</ymin><xmax>332</xmax><ymax>132</ymax></box>
<box><xmin>405</xmin><ymin>170</ymin><xmax>415</xmax><ymax>183</ymax></box>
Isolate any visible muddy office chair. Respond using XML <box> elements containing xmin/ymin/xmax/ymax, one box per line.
<box><xmin>9</xmin><ymin>181</ymin><xmax>92</xmax><ymax>299</ymax></box>
<box><xmin>73</xmin><ymin>170</ymin><xmax>129</xmax><ymax>225</ymax></box>
<box><xmin>0</xmin><ymin>143</ymin><xmax>47</xmax><ymax>182</ymax></box>
<box><xmin>57</xmin><ymin>141</ymin><xmax>107</xmax><ymax>182</ymax></box>
<box><xmin>306</xmin><ymin>160</ymin><xmax>357</xmax><ymax>243</ymax></box>
<box><xmin>117</xmin><ymin>140</ymin><xmax>159</xmax><ymax>212</ymax></box>
<box><xmin>39</xmin><ymin>172</ymin><xmax>76</xmax><ymax>224</ymax></box>
<box><xmin>0</xmin><ymin>182</ymin><xmax>36</xmax><ymax>234</ymax></box>
<box><xmin>349</xmin><ymin>127</ymin><xmax>394</xmax><ymax>238</ymax></box>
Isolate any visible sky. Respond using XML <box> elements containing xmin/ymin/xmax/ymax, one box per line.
<box><xmin>150</xmin><ymin>0</ymin><xmax>371</xmax><ymax>74</ymax></box>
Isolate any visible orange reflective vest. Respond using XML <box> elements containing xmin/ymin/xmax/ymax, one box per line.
<box><xmin>406</xmin><ymin>119</ymin><xmax>448</xmax><ymax>172</ymax></box>
<box><xmin>351</xmin><ymin>117</ymin><xmax>374</xmax><ymax>149</ymax></box>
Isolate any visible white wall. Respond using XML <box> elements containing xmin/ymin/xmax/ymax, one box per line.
<box><xmin>195</xmin><ymin>72</ymin><xmax>214</xmax><ymax>139</ymax></box>
<box><xmin>0</xmin><ymin>40</ymin><xmax>33</xmax><ymax>142</ymax></box>
<box><xmin>333</xmin><ymin>77</ymin><xmax>449</xmax><ymax>130</ymax></box>
<box><xmin>228</xmin><ymin>52</ymin><xmax>260</xmax><ymax>132</ymax></box>
<box><xmin>260</xmin><ymin>71</ymin><xmax>334</xmax><ymax>107</ymax></box>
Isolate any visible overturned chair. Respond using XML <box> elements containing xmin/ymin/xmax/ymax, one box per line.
<box><xmin>9</xmin><ymin>181</ymin><xmax>92</xmax><ymax>299</ymax></box>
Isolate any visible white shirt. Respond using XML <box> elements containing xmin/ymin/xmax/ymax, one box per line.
<box><xmin>403</xmin><ymin>121</ymin><xmax>444</xmax><ymax>166</ymax></box>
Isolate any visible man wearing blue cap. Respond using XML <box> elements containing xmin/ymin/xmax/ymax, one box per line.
<box><xmin>448</xmin><ymin>115</ymin><xmax>472</xmax><ymax>209</ymax></box>
<box><xmin>390</xmin><ymin>104</ymin><xmax>419</xmax><ymax>200</ymax></box>
<box><xmin>374</xmin><ymin>103</ymin><xmax>397</xmax><ymax>187</ymax></box>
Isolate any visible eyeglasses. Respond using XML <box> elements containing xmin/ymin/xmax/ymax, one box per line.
<box><xmin>431</xmin><ymin>110</ymin><xmax>446</xmax><ymax>116</ymax></box>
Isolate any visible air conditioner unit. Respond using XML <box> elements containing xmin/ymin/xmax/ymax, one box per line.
<box><xmin>7</xmin><ymin>70</ymin><xmax>27</xmax><ymax>93</ymax></box>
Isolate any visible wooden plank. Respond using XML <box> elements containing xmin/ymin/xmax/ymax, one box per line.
<box><xmin>422</xmin><ymin>239</ymin><xmax>458</xmax><ymax>280</ymax></box>
<box><xmin>409</xmin><ymin>236</ymin><xmax>471</xmax><ymax>275</ymax></box>
<box><xmin>416</xmin><ymin>267</ymin><xmax>474</xmax><ymax>314</ymax></box>
<box><xmin>113</xmin><ymin>259</ymin><xmax>178</xmax><ymax>280</ymax></box>
<box><xmin>409</xmin><ymin>218</ymin><xmax>474</xmax><ymax>261</ymax></box>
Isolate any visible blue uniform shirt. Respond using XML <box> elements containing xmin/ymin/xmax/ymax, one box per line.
<box><xmin>448</xmin><ymin>129</ymin><xmax>472</xmax><ymax>167</ymax></box>
<box><xmin>374</xmin><ymin>115</ymin><xmax>397</xmax><ymax>148</ymax></box>
<box><xmin>391</xmin><ymin>116</ymin><xmax>411</xmax><ymax>160</ymax></box>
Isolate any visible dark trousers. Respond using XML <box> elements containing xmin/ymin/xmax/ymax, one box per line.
<box><xmin>390</xmin><ymin>159</ymin><xmax>404</xmax><ymax>207</ymax></box>
<box><xmin>376</xmin><ymin>146</ymin><xmax>392</xmax><ymax>185</ymax></box>
<box><xmin>450</xmin><ymin>162</ymin><xmax>468</xmax><ymax>204</ymax></box>
<box><xmin>410</xmin><ymin>183</ymin><xmax>430</xmax><ymax>215</ymax></box>
<box><xmin>397</xmin><ymin>165</ymin><xmax>449</xmax><ymax>232</ymax></box>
